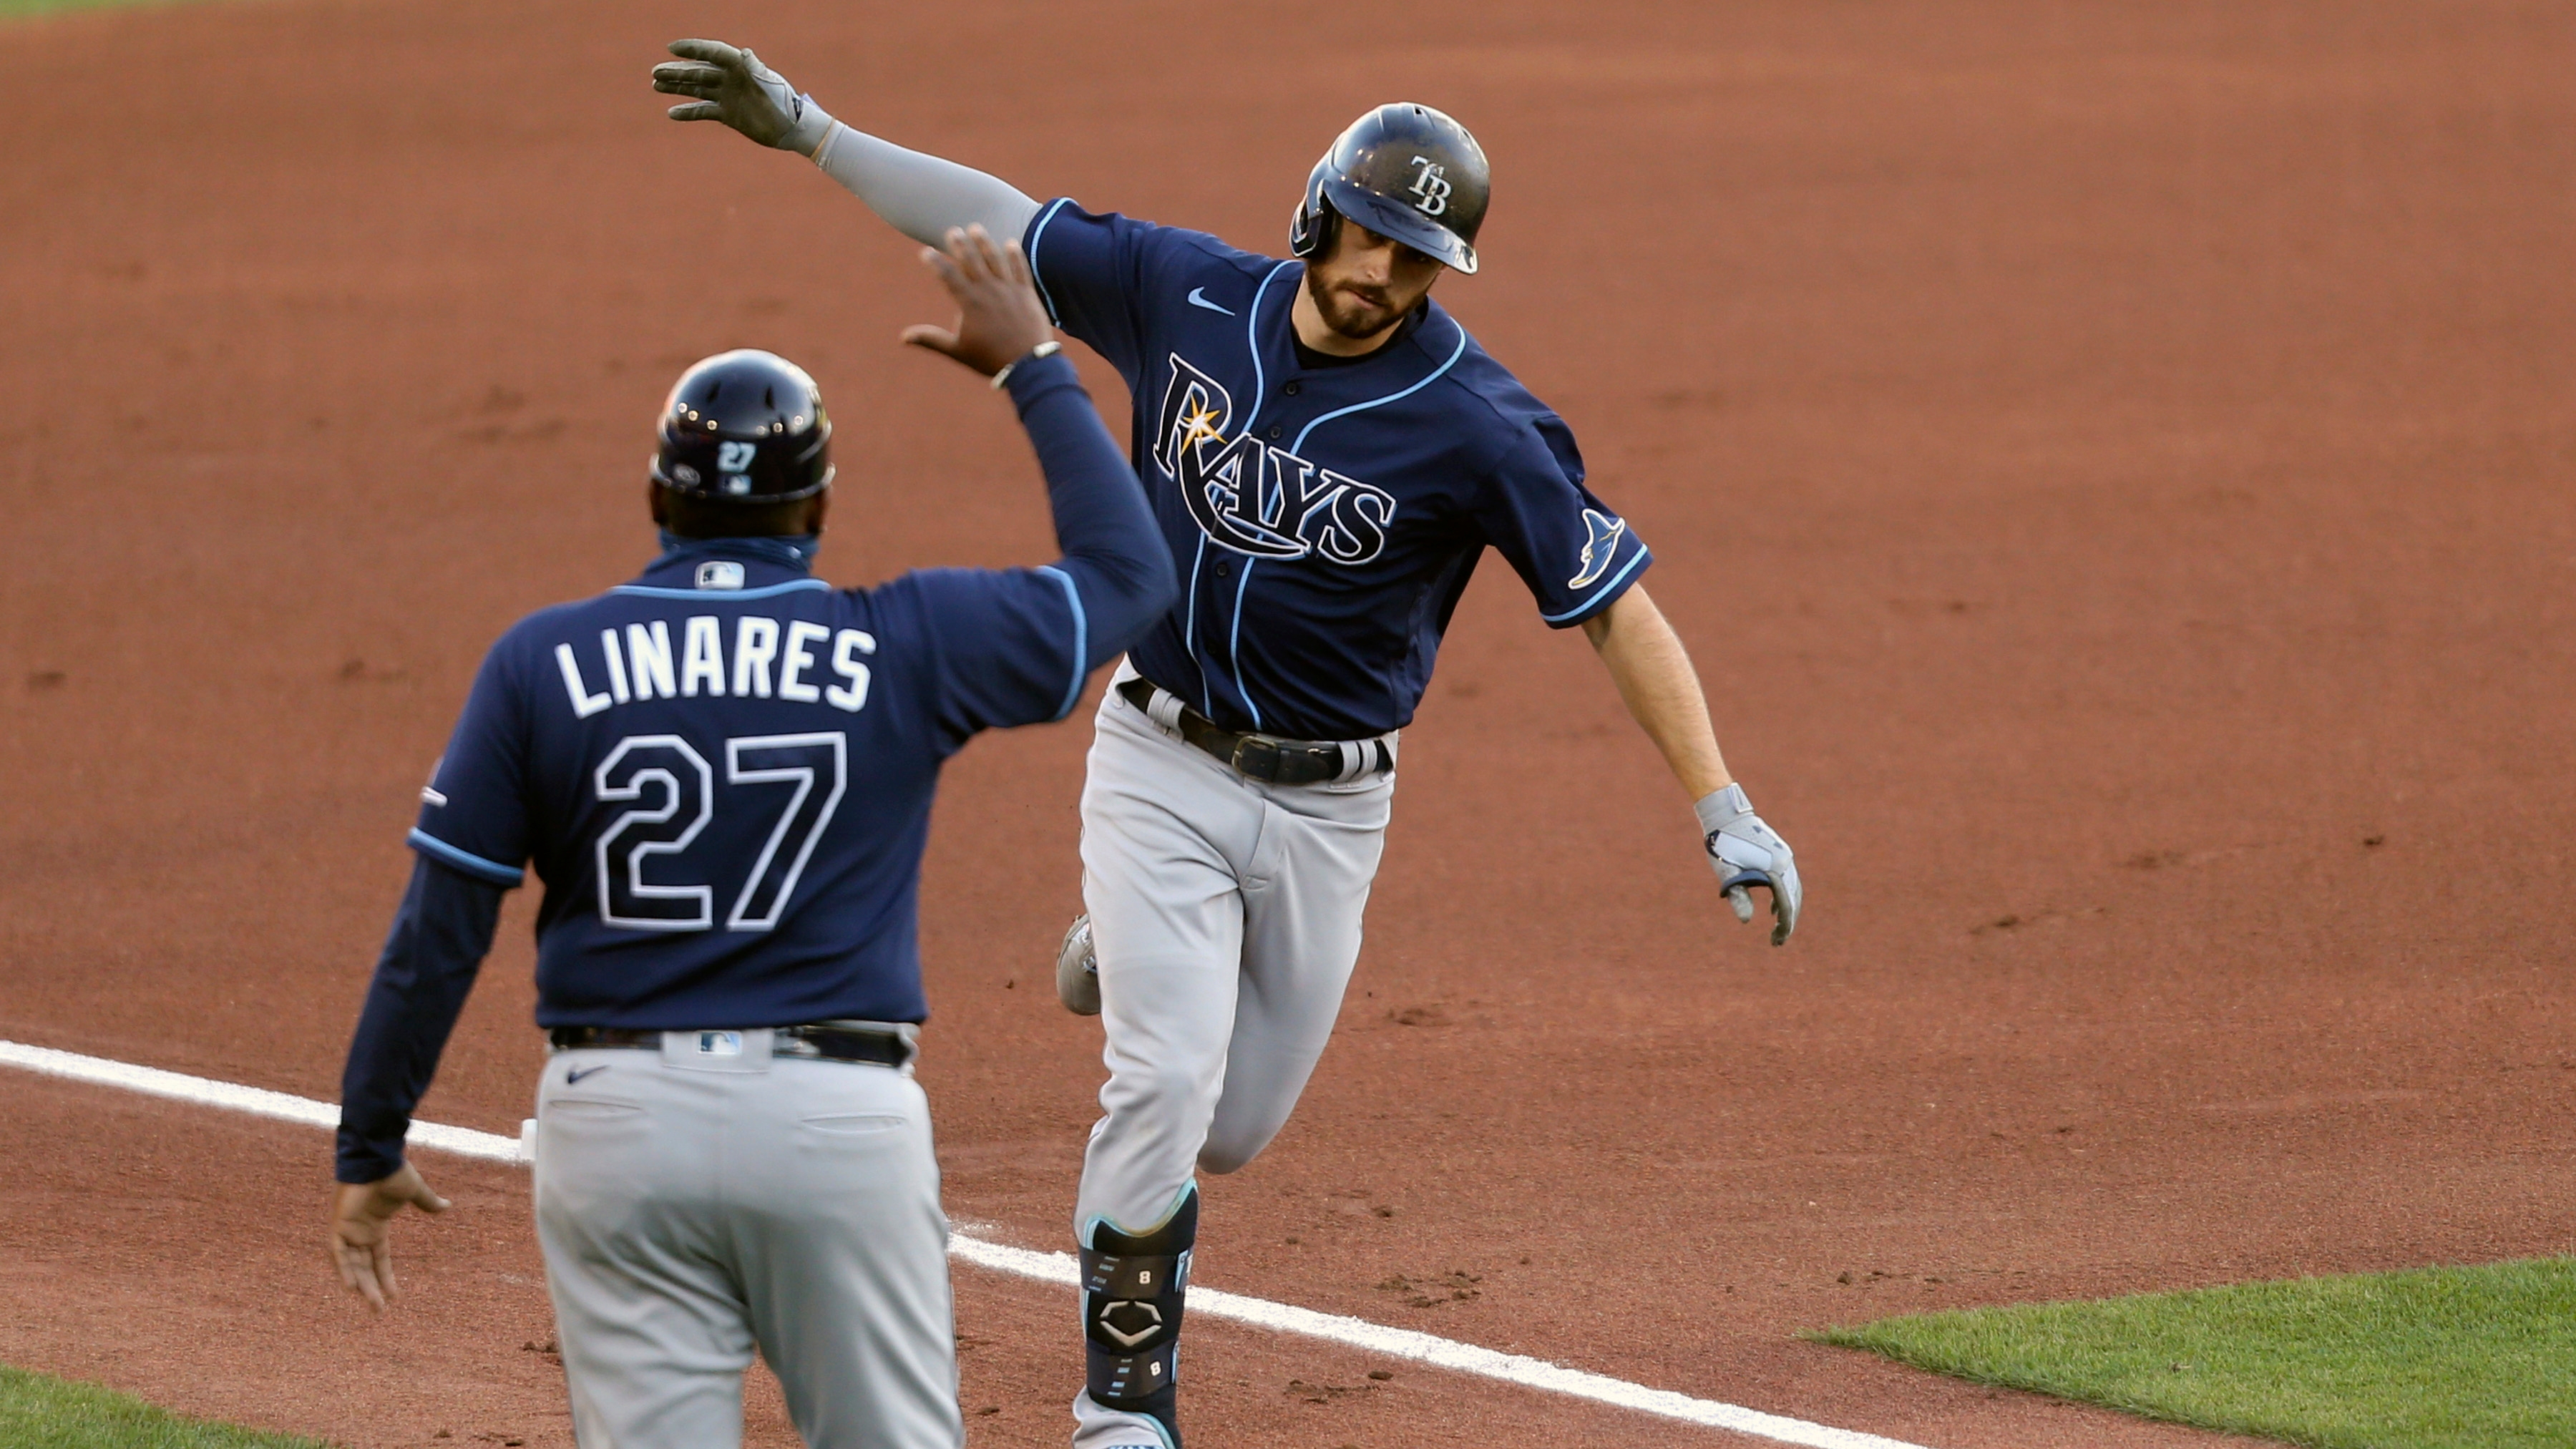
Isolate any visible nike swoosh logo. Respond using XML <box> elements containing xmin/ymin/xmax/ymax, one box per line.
<box><xmin>565</xmin><ymin>1065</ymin><xmax>611</xmax><ymax>1084</ymax></box>
<box><xmin>1186</xmin><ymin>287</ymin><xmax>1234</xmax><ymax>316</ymax></box>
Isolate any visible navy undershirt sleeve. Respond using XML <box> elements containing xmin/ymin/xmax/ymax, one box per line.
<box><xmin>334</xmin><ymin>856</ymin><xmax>507</xmax><ymax>1184</ymax></box>
<box><xmin>1006</xmin><ymin>351</ymin><xmax>1178</xmax><ymax>670</ymax></box>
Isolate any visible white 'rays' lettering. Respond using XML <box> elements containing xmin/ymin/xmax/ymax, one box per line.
<box><xmin>1152</xmin><ymin>353</ymin><xmax>1396</xmax><ymax>565</ymax></box>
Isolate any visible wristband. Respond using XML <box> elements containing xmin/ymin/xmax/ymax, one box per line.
<box><xmin>990</xmin><ymin>339</ymin><xmax>1063</xmax><ymax>390</ymax></box>
<box><xmin>1694</xmin><ymin>782</ymin><xmax>1751</xmax><ymax>836</ymax></box>
<box><xmin>808</xmin><ymin>118</ymin><xmax>845</xmax><ymax>167</ymax></box>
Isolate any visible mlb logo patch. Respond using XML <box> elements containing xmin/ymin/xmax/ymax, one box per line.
<box><xmin>696</xmin><ymin>560</ymin><xmax>746</xmax><ymax>590</ymax></box>
<box><xmin>696</xmin><ymin>1030</ymin><xmax>743</xmax><ymax>1057</ymax></box>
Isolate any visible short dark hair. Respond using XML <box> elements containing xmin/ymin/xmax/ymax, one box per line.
<box><xmin>656</xmin><ymin>482</ymin><xmax>822</xmax><ymax>540</ymax></box>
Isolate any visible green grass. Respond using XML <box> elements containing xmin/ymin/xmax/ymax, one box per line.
<box><xmin>1808</xmin><ymin>1257</ymin><xmax>2576</xmax><ymax>1449</ymax></box>
<box><xmin>0</xmin><ymin>0</ymin><xmax>205</xmax><ymax>19</ymax></box>
<box><xmin>0</xmin><ymin>1367</ymin><xmax>332</xmax><ymax>1449</ymax></box>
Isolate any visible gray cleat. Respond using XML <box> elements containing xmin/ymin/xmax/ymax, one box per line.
<box><xmin>1055</xmin><ymin>914</ymin><xmax>1101</xmax><ymax>1016</ymax></box>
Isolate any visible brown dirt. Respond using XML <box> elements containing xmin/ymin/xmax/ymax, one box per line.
<box><xmin>4</xmin><ymin>0</ymin><xmax>2572</xmax><ymax>1446</ymax></box>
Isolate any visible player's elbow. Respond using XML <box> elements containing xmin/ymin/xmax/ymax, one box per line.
<box><xmin>1106</xmin><ymin>537</ymin><xmax>1181</xmax><ymax>621</ymax></box>
<box><xmin>1131</xmin><ymin>540</ymin><xmax>1180</xmax><ymax>616</ymax></box>
<box><xmin>1070</xmin><ymin>549</ymin><xmax>1177</xmax><ymax>665</ymax></box>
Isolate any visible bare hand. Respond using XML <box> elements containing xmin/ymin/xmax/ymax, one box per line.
<box><xmin>901</xmin><ymin>225</ymin><xmax>1057</xmax><ymax>377</ymax></box>
<box><xmin>330</xmin><ymin>1163</ymin><xmax>450</xmax><ymax>1313</ymax></box>
<box><xmin>653</xmin><ymin>39</ymin><xmax>821</xmax><ymax>153</ymax></box>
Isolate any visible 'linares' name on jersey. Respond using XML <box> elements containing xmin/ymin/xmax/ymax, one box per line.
<box><xmin>1153</xmin><ymin>353</ymin><xmax>1396</xmax><ymax>565</ymax></box>
<box><xmin>552</xmin><ymin>614</ymin><xmax>876</xmax><ymax>720</ymax></box>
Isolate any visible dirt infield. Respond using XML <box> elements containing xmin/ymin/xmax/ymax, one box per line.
<box><xmin>4</xmin><ymin>1</ymin><xmax>2572</xmax><ymax>1445</ymax></box>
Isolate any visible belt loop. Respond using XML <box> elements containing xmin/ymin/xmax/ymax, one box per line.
<box><xmin>1146</xmin><ymin>686</ymin><xmax>1186</xmax><ymax>733</ymax></box>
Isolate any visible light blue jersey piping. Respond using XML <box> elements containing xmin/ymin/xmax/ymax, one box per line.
<box><xmin>1033</xmin><ymin>565</ymin><xmax>1088</xmax><ymax>720</ymax></box>
<box><xmin>1538</xmin><ymin>547</ymin><xmax>1651</xmax><ymax>623</ymax></box>
<box><xmin>406</xmin><ymin>829</ymin><xmax>525</xmax><ymax>887</ymax></box>
<box><xmin>1024</xmin><ymin>197</ymin><xmax>1073</xmax><ymax>326</ymax></box>
<box><xmin>1206</xmin><ymin>262</ymin><xmax>1297</xmax><ymax>725</ymax></box>
<box><xmin>608</xmin><ymin>579</ymin><xmax>830</xmax><ymax>602</ymax></box>
<box><xmin>1289</xmin><ymin>320</ymin><xmax>1470</xmax><ymax>454</ymax></box>
<box><xmin>1213</xmin><ymin>314</ymin><xmax>1470</xmax><ymax>726</ymax></box>
<box><xmin>1181</xmin><ymin>536</ymin><xmax>1210</xmax><ymax>716</ymax></box>
<box><xmin>1226</xmin><ymin>560</ymin><xmax>1261</xmax><ymax>728</ymax></box>
<box><xmin>1239</xmin><ymin>261</ymin><xmax>1294</xmax><ymax>433</ymax></box>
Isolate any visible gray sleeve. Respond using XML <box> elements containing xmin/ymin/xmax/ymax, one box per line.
<box><xmin>809</xmin><ymin>119</ymin><xmax>1042</xmax><ymax>248</ymax></box>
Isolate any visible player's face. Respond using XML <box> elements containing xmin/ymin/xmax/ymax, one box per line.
<box><xmin>1305</xmin><ymin>223</ymin><xmax>1443</xmax><ymax>340</ymax></box>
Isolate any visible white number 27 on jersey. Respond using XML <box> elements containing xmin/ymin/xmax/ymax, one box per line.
<box><xmin>592</xmin><ymin>731</ymin><xmax>846</xmax><ymax>932</ymax></box>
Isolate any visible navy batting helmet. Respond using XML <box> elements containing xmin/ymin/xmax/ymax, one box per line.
<box><xmin>1288</xmin><ymin>103</ymin><xmax>1490</xmax><ymax>274</ymax></box>
<box><xmin>650</xmin><ymin>350</ymin><xmax>834</xmax><ymax>504</ymax></box>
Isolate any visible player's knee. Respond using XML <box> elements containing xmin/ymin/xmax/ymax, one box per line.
<box><xmin>1194</xmin><ymin>1123</ymin><xmax>1279</xmax><ymax>1176</ymax></box>
<box><xmin>1195</xmin><ymin>1142</ymin><xmax>1254</xmax><ymax>1175</ymax></box>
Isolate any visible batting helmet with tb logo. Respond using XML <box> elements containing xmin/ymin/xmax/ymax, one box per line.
<box><xmin>1288</xmin><ymin>102</ymin><xmax>1491</xmax><ymax>274</ymax></box>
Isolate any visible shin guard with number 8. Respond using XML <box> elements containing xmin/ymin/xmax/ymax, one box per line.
<box><xmin>1080</xmin><ymin>1186</ymin><xmax>1197</xmax><ymax>1444</ymax></box>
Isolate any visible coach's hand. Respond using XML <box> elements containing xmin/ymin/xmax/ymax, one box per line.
<box><xmin>330</xmin><ymin>1163</ymin><xmax>450</xmax><ymax>1313</ymax></box>
<box><xmin>902</xmin><ymin>225</ymin><xmax>1056</xmax><ymax>377</ymax></box>
<box><xmin>1697</xmin><ymin>784</ymin><xmax>1801</xmax><ymax>946</ymax></box>
<box><xmin>653</xmin><ymin>39</ymin><xmax>833</xmax><ymax>155</ymax></box>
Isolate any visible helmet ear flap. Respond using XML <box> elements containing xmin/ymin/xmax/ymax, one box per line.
<box><xmin>1288</xmin><ymin>159</ymin><xmax>1338</xmax><ymax>259</ymax></box>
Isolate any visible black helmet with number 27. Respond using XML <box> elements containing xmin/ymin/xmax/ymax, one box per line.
<box><xmin>1288</xmin><ymin>102</ymin><xmax>1491</xmax><ymax>275</ymax></box>
<box><xmin>650</xmin><ymin>349</ymin><xmax>834</xmax><ymax>504</ymax></box>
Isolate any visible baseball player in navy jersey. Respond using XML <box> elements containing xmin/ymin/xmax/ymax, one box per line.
<box><xmin>326</xmin><ymin>230</ymin><xmax>1175</xmax><ymax>1449</ymax></box>
<box><xmin>655</xmin><ymin>42</ymin><xmax>1802</xmax><ymax>1449</ymax></box>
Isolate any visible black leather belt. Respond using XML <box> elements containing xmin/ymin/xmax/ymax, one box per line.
<box><xmin>548</xmin><ymin>1023</ymin><xmax>914</xmax><ymax>1068</ymax></box>
<box><xmin>1116</xmin><ymin>677</ymin><xmax>1391</xmax><ymax>786</ymax></box>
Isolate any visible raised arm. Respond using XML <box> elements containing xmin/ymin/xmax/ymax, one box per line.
<box><xmin>904</xmin><ymin>226</ymin><xmax>1175</xmax><ymax>668</ymax></box>
<box><xmin>651</xmin><ymin>40</ymin><xmax>1040</xmax><ymax>248</ymax></box>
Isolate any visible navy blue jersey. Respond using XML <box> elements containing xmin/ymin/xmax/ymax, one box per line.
<box><xmin>1024</xmin><ymin>199</ymin><xmax>1651</xmax><ymax>741</ymax></box>
<box><xmin>335</xmin><ymin>353</ymin><xmax>1174</xmax><ymax>1182</ymax></box>
<box><xmin>411</xmin><ymin>538</ymin><xmax>1091</xmax><ymax>1028</ymax></box>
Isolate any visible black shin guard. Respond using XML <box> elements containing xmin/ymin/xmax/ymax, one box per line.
<box><xmin>1081</xmin><ymin>1187</ymin><xmax>1199</xmax><ymax>1446</ymax></box>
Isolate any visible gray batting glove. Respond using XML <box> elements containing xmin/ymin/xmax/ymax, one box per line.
<box><xmin>1697</xmin><ymin>784</ymin><xmax>1801</xmax><ymax>946</ymax></box>
<box><xmin>653</xmin><ymin>39</ymin><xmax>835</xmax><ymax>155</ymax></box>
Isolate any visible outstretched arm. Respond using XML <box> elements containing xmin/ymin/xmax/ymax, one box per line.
<box><xmin>904</xmin><ymin>226</ymin><xmax>1175</xmax><ymax>668</ymax></box>
<box><xmin>651</xmin><ymin>40</ymin><xmax>1040</xmax><ymax>248</ymax></box>
<box><xmin>1584</xmin><ymin>586</ymin><xmax>1802</xmax><ymax>945</ymax></box>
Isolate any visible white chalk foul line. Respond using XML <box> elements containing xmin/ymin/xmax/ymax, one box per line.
<box><xmin>0</xmin><ymin>1039</ymin><xmax>1935</xmax><ymax>1449</ymax></box>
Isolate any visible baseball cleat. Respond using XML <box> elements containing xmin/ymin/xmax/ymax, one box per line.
<box><xmin>1056</xmin><ymin>914</ymin><xmax>1101</xmax><ymax>1015</ymax></box>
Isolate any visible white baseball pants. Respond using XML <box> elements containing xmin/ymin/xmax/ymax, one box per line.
<box><xmin>531</xmin><ymin>1032</ymin><xmax>962</xmax><ymax>1449</ymax></box>
<box><xmin>1074</xmin><ymin>665</ymin><xmax>1395</xmax><ymax>1236</ymax></box>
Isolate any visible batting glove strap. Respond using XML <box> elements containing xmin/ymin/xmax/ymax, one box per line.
<box><xmin>781</xmin><ymin>94</ymin><xmax>836</xmax><ymax>158</ymax></box>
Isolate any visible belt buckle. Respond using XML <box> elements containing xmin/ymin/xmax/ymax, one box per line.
<box><xmin>1229</xmin><ymin>735</ymin><xmax>1283</xmax><ymax>781</ymax></box>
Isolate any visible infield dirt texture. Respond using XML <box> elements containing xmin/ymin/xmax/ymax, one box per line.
<box><xmin>4</xmin><ymin>2</ymin><xmax>2572</xmax><ymax>1447</ymax></box>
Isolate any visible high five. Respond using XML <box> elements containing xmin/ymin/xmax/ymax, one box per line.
<box><xmin>655</xmin><ymin>40</ymin><xmax>1801</xmax><ymax>1449</ymax></box>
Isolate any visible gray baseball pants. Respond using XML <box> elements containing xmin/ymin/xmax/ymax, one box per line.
<box><xmin>532</xmin><ymin>1030</ymin><xmax>962</xmax><ymax>1449</ymax></box>
<box><xmin>1074</xmin><ymin>665</ymin><xmax>1397</xmax><ymax>1237</ymax></box>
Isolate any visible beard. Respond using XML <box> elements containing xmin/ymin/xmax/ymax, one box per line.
<box><xmin>1306</xmin><ymin>269</ymin><xmax>1411</xmax><ymax>340</ymax></box>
